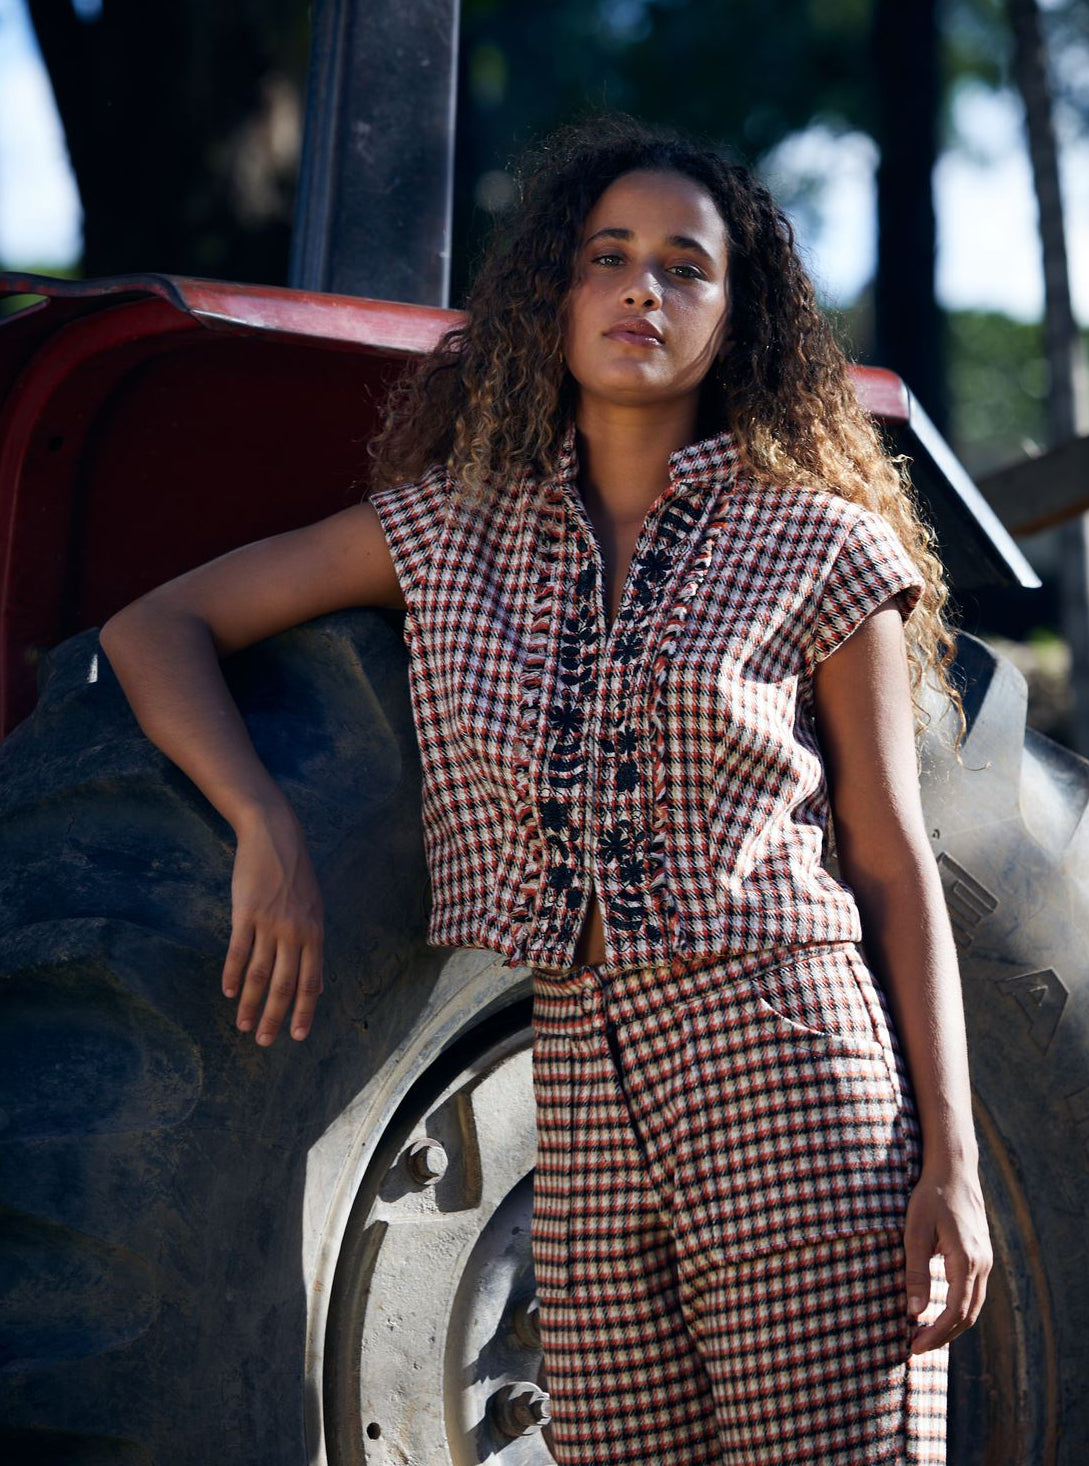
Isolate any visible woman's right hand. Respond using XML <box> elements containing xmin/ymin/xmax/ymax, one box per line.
<box><xmin>98</xmin><ymin>502</ymin><xmax>405</xmax><ymax>1044</ymax></box>
<box><xmin>220</xmin><ymin>802</ymin><xmax>325</xmax><ymax>1045</ymax></box>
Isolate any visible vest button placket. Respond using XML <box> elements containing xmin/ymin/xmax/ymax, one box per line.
<box><xmin>511</xmin><ymin>479</ymin><xmax>568</xmax><ymax>954</ymax></box>
<box><xmin>509</xmin><ymin>420</ymin><xmax>745</xmax><ymax>970</ymax></box>
<box><xmin>645</xmin><ymin>491</ymin><xmax>738</xmax><ymax>957</ymax></box>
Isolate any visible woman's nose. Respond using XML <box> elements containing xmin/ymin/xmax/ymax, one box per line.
<box><xmin>623</xmin><ymin>268</ymin><xmax>662</xmax><ymax>310</ymax></box>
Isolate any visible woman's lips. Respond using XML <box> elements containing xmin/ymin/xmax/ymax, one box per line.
<box><xmin>604</xmin><ymin>328</ymin><xmax>663</xmax><ymax>347</ymax></box>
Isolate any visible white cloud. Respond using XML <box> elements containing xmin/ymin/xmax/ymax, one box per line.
<box><xmin>764</xmin><ymin>84</ymin><xmax>1089</xmax><ymax>326</ymax></box>
<box><xmin>761</xmin><ymin>125</ymin><xmax>878</xmax><ymax>306</ymax></box>
<box><xmin>0</xmin><ymin>0</ymin><xmax>82</xmax><ymax>268</ymax></box>
<box><xmin>935</xmin><ymin>83</ymin><xmax>1089</xmax><ymax>324</ymax></box>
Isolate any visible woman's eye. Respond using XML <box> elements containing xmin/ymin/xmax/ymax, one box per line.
<box><xmin>589</xmin><ymin>253</ymin><xmax>702</xmax><ymax>279</ymax></box>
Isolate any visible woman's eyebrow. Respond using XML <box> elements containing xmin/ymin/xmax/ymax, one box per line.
<box><xmin>583</xmin><ymin>226</ymin><xmax>715</xmax><ymax>263</ymax></box>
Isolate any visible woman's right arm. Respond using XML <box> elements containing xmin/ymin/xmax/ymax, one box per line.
<box><xmin>98</xmin><ymin>502</ymin><xmax>406</xmax><ymax>1048</ymax></box>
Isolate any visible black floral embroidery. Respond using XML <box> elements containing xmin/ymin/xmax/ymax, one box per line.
<box><xmin>516</xmin><ymin>418</ymin><xmax>741</xmax><ymax>966</ymax></box>
<box><xmin>538</xmin><ymin>797</ymin><xmax>569</xmax><ymax>832</ymax></box>
<box><xmin>547</xmin><ymin>703</ymin><xmax>582</xmax><ymax>738</ymax></box>
<box><xmin>616</xmin><ymin>759</ymin><xmax>639</xmax><ymax>792</ymax></box>
<box><xmin>512</xmin><ymin>486</ymin><xmax>604</xmax><ymax>950</ymax></box>
<box><xmin>635</xmin><ymin>545</ymin><xmax>673</xmax><ymax>588</ymax></box>
<box><xmin>591</xmin><ymin>497</ymin><xmax>707</xmax><ymax>929</ymax></box>
<box><xmin>548</xmin><ymin>863</ymin><xmax>573</xmax><ymax>891</ymax></box>
<box><xmin>598</xmin><ymin>821</ymin><xmax>637</xmax><ymax>866</ymax></box>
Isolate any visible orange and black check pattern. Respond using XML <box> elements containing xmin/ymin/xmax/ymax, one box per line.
<box><xmin>368</xmin><ymin>419</ymin><xmax>925</xmax><ymax>976</ymax></box>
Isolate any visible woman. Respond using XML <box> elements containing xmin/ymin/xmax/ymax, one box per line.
<box><xmin>100</xmin><ymin>112</ymin><xmax>991</xmax><ymax>1462</ymax></box>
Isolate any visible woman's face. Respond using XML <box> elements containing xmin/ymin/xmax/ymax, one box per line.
<box><xmin>562</xmin><ymin>168</ymin><xmax>731</xmax><ymax>413</ymax></box>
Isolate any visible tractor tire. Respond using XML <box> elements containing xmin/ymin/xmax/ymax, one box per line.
<box><xmin>0</xmin><ymin>616</ymin><xmax>1085</xmax><ymax>1465</ymax></box>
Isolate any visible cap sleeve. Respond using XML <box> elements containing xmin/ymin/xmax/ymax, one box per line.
<box><xmin>367</xmin><ymin>464</ymin><xmax>450</xmax><ymax>607</ymax></box>
<box><xmin>808</xmin><ymin>505</ymin><xmax>925</xmax><ymax>671</ymax></box>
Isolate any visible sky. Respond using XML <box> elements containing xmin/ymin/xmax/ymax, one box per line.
<box><xmin>1</xmin><ymin>0</ymin><xmax>1087</xmax><ymax>324</ymax></box>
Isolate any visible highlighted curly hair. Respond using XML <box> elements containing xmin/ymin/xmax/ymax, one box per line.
<box><xmin>367</xmin><ymin>110</ymin><xmax>966</xmax><ymax>759</ymax></box>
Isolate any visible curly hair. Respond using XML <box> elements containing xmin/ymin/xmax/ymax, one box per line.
<box><xmin>366</xmin><ymin>110</ymin><xmax>967</xmax><ymax>761</ymax></box>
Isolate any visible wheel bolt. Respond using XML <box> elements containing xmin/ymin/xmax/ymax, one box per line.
<box><xmin>490</xmin><ymin>1380</ymin><xmax>551</xmax><ymax>1438</ymax></box>
<box><xmin>406</xmin><ymin>1138</ymin><xmax>448</xmax><ymax>1185</ymax></box>
<box><xmin>512</xmin><ymin>1295</ymin><xmax>541</xmax><ymax>1349</ymax></box>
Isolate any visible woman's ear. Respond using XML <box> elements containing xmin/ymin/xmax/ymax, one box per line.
<box><xmin>715</xmin><ymin>316</ymin><xmax>732</xmax><ymax>360</ymax></box>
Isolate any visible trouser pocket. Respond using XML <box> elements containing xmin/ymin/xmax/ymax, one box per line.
<box><xmin>743</xmin><ymin>939</ymin><xmax>891</xmax><ymax>1050</ymax></box>
<box><xmin>674</xmin><ymin>945</ymin><xmax>918</xmax><ymax>1264</ymax></box>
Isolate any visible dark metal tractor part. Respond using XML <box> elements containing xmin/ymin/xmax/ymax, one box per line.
<box><xmin>0</xmin><ymin>276</ymin><xmax>1085</xmax><ymax>1466</ymax></box>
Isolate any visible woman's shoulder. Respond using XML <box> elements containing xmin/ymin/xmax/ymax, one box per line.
<box><xmin>369</xmin><ymin>457</ymin><xmax>451</xmax><ymax>501</ymax></box>
<box><xmin>745</xmin><ymin>477</ymin><xmax>873</xmax><ymax>541</ymax></box>
<box><xmin>367</xmin><ymin>459</ymin><xmax>456</xmax><ymax>531</ymax></box>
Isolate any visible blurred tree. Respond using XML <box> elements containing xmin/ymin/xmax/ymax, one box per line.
<box><xmin>26</xmin><ymin>0</ymin><xmax>308</xmax><ymax>281</ymax></box>
<box><xmin>1008</xmin><ymin>0</ymin><xmax>1089</xmax><ymax>444</ymax></box>
<box><xmin>946</xmin><ymin>310</ymin><xmax>1050</xmax><ymax>475</ymax></box>
<box><xmin>1008</xmin><ymin>0</ymin><xmax>1089</xmax><ymax>753</ymax></box>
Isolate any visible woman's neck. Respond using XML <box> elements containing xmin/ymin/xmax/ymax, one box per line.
<box><xmin>573</xmin><ymin>398</ymin><xmax>703</xmax><ymax>527</ymax></box>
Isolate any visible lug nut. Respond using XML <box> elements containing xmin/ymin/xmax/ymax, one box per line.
<box><xmin>512</xmin><ymin>1296</ymin><xmax>542</xmax><ymax>1350</ymax></box>
<box><xmin>490</xmin><ymin>1380</ymin><xmax>551</xmax><ymax>1438</ymax></box>
<box><xmin>406</xmin><ymin>1138</ymin><xmax>448</xmax><ymax>1185</ymax></box>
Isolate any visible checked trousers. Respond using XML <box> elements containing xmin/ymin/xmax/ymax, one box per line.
<box><xmin>529</xmin><ymin>939</ymin><xmax>950</xmax><ymax>1465</ymax></box>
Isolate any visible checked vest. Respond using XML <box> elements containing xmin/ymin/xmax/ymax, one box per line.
<box><xmin>368</xmin><ymin>419</ymin><xmax>925</xmax><ymax>974</ymax></box>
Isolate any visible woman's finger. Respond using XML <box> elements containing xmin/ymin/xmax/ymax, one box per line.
<box><xmin>902</xmin><ymin>1213</ymin><xmax>933</xmax><ymax>1319</ymax></box>
<box><xmin>289</xmin><ymin>936</ymin><xmax>324</xmax><ymax>1041</ymax></box>
<box><xmin>950</xmin><ymin>1264</ymin><xmax>988</xmax><ymax>1343</ymax></box>
<box><xmin>222</xmin><ymin>914</ymin><xmax>255</xmax><ymax>999</ymax></box>
<box><xmin>255</xmin><ymin>938</ymin><xmax>302</xmax><ymax>1047</ymax></box>
<box><xmin>235</xmin><ymin>930</ymin><xmax>277</xmax><ymax>1033</ymax></box>
<box><xmin>911</xmin><ymin>1252</ymin><xmax>974</xmax><ymax>1354</ymax></box>
<box><xmin>969</xmin><ymin>1264</ymin><xmax>989</xmax><ymax>1326</ymax></box>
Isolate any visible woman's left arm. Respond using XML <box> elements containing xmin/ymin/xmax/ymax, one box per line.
<box><xmin>812</xmin><ymin>598</ymin><xmax>993</xmax><ymax>1356</ymax></box>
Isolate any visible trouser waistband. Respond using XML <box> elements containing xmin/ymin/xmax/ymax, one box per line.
<box><xmin>530</xmin><ymin>940</ymin><xmax>859</xmax><ymax>1037</ymax></box>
